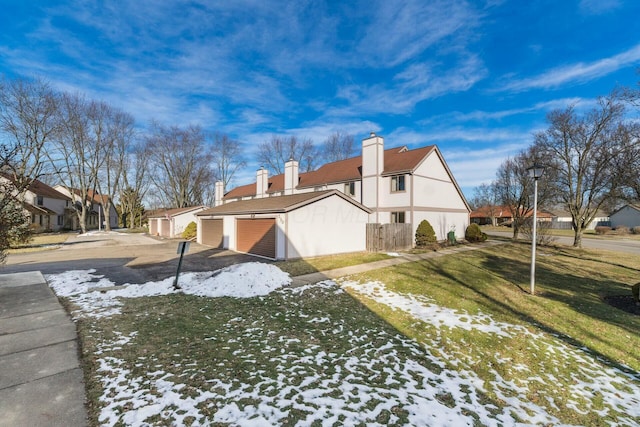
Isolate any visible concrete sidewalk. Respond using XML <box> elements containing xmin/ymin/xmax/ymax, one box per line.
<box><xmin>291</xmin><ymin>241</ymin><xmax>503</xmax><ymax>286</ymax></box>
<box><xmin>0</xmin><ymin>271</ymin><xmax>87</xmax><ymax>427</ymax></box>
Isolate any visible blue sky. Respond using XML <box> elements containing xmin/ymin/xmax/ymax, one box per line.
<box><xmin>2</xmin><ymin>0</ymin><xmax>640</xmax><ymax>198</ymax></box>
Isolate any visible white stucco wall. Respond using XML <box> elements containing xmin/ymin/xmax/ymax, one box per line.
<box><xmin>171</xmin><ymin>208</ymin><xmax>205</xmax><ymax>237</ymax></box>
<box><xmin>285</xmin><ymin>195</ymin><xmax>368</xmax><ymax>259</ymax></box>
<box><xmin>412</xmin><ymin>211</ymin><xmax>469</xmax><ymax>242</ymax></box>
<box><xmin>379</xmin><ymin>175</ymin><xmax>411</xmax><ymax>208</ymax></box>
<box><xmin>412</xmin><ymin>155</ymin><xmax>468</xmax><ymax>211</ymax></box>
<box><xmin>554</xmin><ymin>215</ymin><xmax>610</xmax><ymax>229</ymax></box>
<box><xmin>45</xmin><ymin>197</ymin><xmax>68</xmax><ymax>231</ymax></box>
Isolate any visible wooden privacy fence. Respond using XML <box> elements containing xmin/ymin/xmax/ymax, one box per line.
<box><xmin>366</xmin><ymin>223</ymin><xmax>413</xmax><ymax>252</ymax></box>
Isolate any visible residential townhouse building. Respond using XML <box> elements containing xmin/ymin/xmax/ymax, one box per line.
<box><xmin>212</xmin><ymin>133</ymin><xmax>470</xmax><ymax>244</ymax></box>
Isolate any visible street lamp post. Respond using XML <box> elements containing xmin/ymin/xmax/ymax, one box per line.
<box><xmin>527</xmin><ymin>164</ymin><xmax>545</xmax><ymax>295</ymax></box>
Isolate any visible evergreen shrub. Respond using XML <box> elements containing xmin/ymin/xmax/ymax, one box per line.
<box><xmin>182</xmin><ymin>221</ymin><xmax>197</xmax><ymax>240</ymax></box>
<box><xmin>465</xmin><ymin>223</ymin><xmax>487</xmax><ymax>242</ymax></box>
<box><xmin>415</xmin><ymin>220</ymin><xmax>437</xmax><ymax>247</ymax></box>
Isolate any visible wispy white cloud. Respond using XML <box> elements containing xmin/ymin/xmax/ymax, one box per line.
<box><xmin>356</xmin><ymin>0</ymin><xmax>482</xmax><ymax>67</ymax></box>
<box><xmin>419</xmin><ymin>97</ymin><xmax>589</xmax><ymax>125</ymax></box>
<box><xmin>326</xmin><ymin>54</ymin><xmax>487</xmax><ymax>117</ymax></box>
<box><xmin>497</xmin><ymin>44</ymin><xmax>640</xmax><ymax>93</ymax></box>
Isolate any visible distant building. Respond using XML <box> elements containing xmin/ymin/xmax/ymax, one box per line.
<box><xmin>0</xmin><ymin>173</ymin><xmax>71</xmax><ymax>232</ymax></box>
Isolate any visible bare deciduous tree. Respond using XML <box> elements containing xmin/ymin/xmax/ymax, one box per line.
<box><xmin>469</xmin><ymin>182</ymin><xmax>497</xmax><ymax>210</ymax></box>
<box><xmin>96</xmin><ymin>108</ymin><xmax>135</xmax><ymax>231</ymax></box>
<box><xmin>121</xmin><ymin>140</ymin><xmax>151</xmax><ymax>227</ymax></box>
<box><xmin>322</xmin><ymin>131</ymin><xmax>355</xmax><ymax>163</ymax></box>
<box><xmin>145</xmin><ymin>122</ymin><xmax>213</xmax><ymax>208</ymax></box>
<box><xmin>50</xmin><ymin>93</ymin><xmax>105</xmax><ymax>233</ymax></box>
<box><xmin>535</xmin><ymin>94</ymin><xmax>630</xmax><ymax>247</ymax></box>
<box><xmin>257</xmin><ymin>135</ymin><xmax>317</xmax><ymax>174</ymax></box>
<box><xmin>494</xmin><ymin>146</ymin><xmax>556</xmax><ymax>239</ymax></box>
<box><xmin>210</xmin><ymin>132</ymin><xmax>245</xmax><ymax>192</ymax></box>
<box><xmin>0</xmin><ymin>76</ymin><xmax>59</xmax><ymax>193</ymax></box>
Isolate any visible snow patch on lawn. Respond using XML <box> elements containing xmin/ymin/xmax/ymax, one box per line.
<box><xmin>340</xmin><ymin>279</ymin><xmax>528</xmax><ymax>338</ymax></box>
<box><xmin>46</xmin><ymin>262</ymin><xmax>291</xmax><ymax>319</ymax></box>
<box><xmin>45</xmin><ymin>269</ymin><xmax>640</xmax><ymax>426</ymax></box>
<box><xmin>342</xmin><ymin>279</ymin><xmax>640</xmax><ymax>425</ymax></box>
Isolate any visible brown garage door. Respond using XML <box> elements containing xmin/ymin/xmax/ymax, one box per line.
<box><xmin>237</xmin><ymin>218</ymin><xmax>276</xmax><ymax>259</ymax></box>
<box><xmin>159</xmin><ymin>219</ymin><xmax>170</xmax><ymax>237</ymax></box>
<box><xmin>150</xmin><ymin>219</ymin><xmax>158</xmax><ymax>235</ymax></box>
<box><xmin>201</xmin><ymin>219</ymin><xmax>223</xmax><ymax>248</ymax></box>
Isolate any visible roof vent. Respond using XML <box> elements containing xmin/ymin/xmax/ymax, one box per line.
<box><xmin>370</xmin><ymin>132</ymin><xmax>376</xmax><ymax>137</ymax></box>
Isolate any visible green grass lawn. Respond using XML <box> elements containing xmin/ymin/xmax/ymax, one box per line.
<box><xmin>275</xmin><ymin>251</ymin><xmax>392</xmax><ymax>276</ymax></box>
<box><xmin>61</xmin><ymin>243</ymin><xmax>639</xmax><ymax>426</ymax></box>
<box><xmin>343</xmin><ymin>243</ymin><xmax>639</xmax><ymax>426</ymax></box>
<box><xmin>8</xmin><ymin>233</ymin><xmax>71</xmax><ymax>253</ymax></box>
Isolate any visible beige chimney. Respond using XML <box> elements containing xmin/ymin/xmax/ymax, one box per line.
<box><xmin>361</xmin><ymin>132</ymin><xmax>384</xmax><ymax>221</ymax></box>
<box><xmin>284</xmin><ymin>158</ymin><xmax>299</xmax><ymax>195</ymax></box>
<box><xmin>256</xmin><ymin>167</ymin><xmax>269</xmax><ymax>198</ymax></box>
<box><xmin>214</xmin><ymin>181</ymin><xmax>224</xmax><ymax>206</ymax></box>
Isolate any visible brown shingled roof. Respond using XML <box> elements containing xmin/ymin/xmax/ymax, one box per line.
<box><xmin>147</xmin><ymin>206</ymin><xmax>207</xmax><ymax>219</ymax></box>
<box><xmin>0</xmin><ymin>172</ymin><xmax>71</xmax><ymax>201</ymax></box>
<box><xmin>223</xmin><ymin>145</ymin><xmax>435</xmax><ymax>200</ymax></box>
<box><xmin>199</xmin><ymin>190</ymin><xmax>370</xmax><ymax>216</ymax></box>
<box><xmin>23</xmin><ymin>203</ymin><xmax>57</xmax><ymax>215</ymax></box>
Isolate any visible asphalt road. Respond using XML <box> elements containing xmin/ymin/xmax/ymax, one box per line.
<box><xmin>486</xmin><ymin>230</ymin><xmax>640</xmax><ymax>255</ymax></box>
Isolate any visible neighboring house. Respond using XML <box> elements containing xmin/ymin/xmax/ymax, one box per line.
<box><xmin>610</xmin><ymin>204</ymin><xmax>640</xmax><ymax>229</ymax></box>
<box><xmin>148</xmin><ymin>206</ymin><xmax>207</xmax><ymax>238</ymax></box>
<box><xmin>196</xmin><ymin>190</ymin><xmax>371</xmax><ymax>260</ymax></box>
<box><xmin>218</xmin><ymin>133</ymin><xmax>470</xmax><ymax>244</ymax></box>
<box><xmin>548</xmin><ymin>208</ymin><xmax>610</xmax><ymax>230</ymax></box>
<box><xmin>470</xmin><ymin>205</ymin><xmax>514</xmax><ymax>226</ymax></box>
<box><xmin>0</xmin><ymin>173</ymin><xmax>72</xmax><ymax>232</ymax></box>
<box><xmin>54</xmin><ymin>186</ymin><xmax>119</xmax><ymax>230</ymax></box>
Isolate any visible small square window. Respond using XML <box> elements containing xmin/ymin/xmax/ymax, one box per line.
<box><xmin>391</xmin><ymin>212</ymin><xmax>405</xmax><ymax>223</ymax></box>
<box><xmin>391</xmin><ymin>175</ymin><xmax>406</xmax><ymax>192</ymax></box>
<box><xmin>36</xmin><ymin>195</ymin><xmax>44</xmax><ymax>205</ymax></box>
<box><xmin>344</xmin><ymin>182</ymin><xmax>355</xmax><ymax>196</ymax></box>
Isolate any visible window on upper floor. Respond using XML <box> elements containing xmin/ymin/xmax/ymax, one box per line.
<box><xmin>36</xmin><ymin>195</ymin><xmax>44</xmax><ymax>205</ymax></box>
<box><xmin>391</xmin><ymin>211</ymin><xmax>406</xmax><ymax>223</ymax></box>
<box><xmin>391</xmin><ymin>175</ymin><xmax>406</xmax><ymax>192</ymax></box>
<box><xmin>344</xmin><ymin>181</ymin><xmax>356</xmax><ymax>196</ymax></box>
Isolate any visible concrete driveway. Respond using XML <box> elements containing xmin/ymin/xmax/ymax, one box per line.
<box><xmin>1</xmin><ymin>231</ymin><xmax>258</xmax><ymax>285</ymax></box>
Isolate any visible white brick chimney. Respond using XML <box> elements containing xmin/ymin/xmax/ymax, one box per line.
<box><xmin>214</xmin><ymin>181</ymin><xmax>224</xmax><ymax>206</ymax></box>
<box><xmin>361</xmin><ymin>132</ymin><xmax>384</xmax><ymax>221</ymax></box>
<box><xmin>284</xmin><ymin>158</ymin><xmax>299</xmax><ymax>195</ymax></box>
<box><xmin>256</xmin><ymin>167</ymin><xmax>269</xmax><ymax>198</ymax></box>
